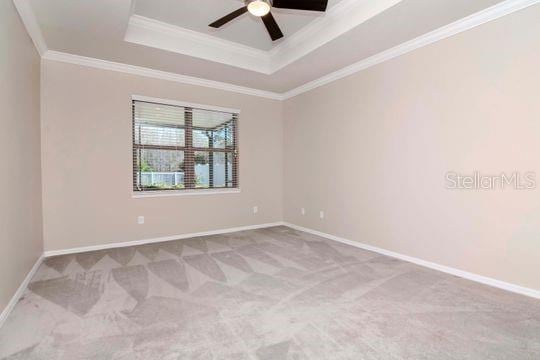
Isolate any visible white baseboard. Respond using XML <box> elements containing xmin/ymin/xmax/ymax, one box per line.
<box><xmin>43</xmin><ymin>222</ymin><xmax>285</xmax><ymax>257</ymax></box>
<box><xmin>0</xmin><ymin>255</ymin><xmax>44</xmax><ymax>328</ymax></box>
<box><xmin>284</xmin><ymin>222</ymin><xmax>540</xmax><ymax>300</ymax></box>
<box><xmin>8</xmin><ymin>220</ymin><xmax>535</xmax><ymax>332</ymax></box>
<box><xmin>1</xmin><ymin>222</ymin><xmax>284</xmax><ymax>327</ymax></box>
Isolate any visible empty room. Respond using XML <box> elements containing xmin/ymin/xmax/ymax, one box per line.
<box><xmin>1</xmin><ymin>0</ymin><xmax>539</xmax><ymax>358</ymax></box>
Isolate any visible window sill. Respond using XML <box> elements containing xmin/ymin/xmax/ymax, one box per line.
<box><xmin>132</xmin><ymin>188</ymin><xmax>241</xmax><ymax>198</ymax></box>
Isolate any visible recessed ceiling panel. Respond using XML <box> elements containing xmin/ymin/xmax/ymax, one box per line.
<box><xmin>26</xmin><ymin>0</ymin><xmax>512</xmax><ymax>94</ymax></box>
<box><xmin>133</xmin><ymin>0</ymin><xmax>344</xmax><ymax>50</ymax></box>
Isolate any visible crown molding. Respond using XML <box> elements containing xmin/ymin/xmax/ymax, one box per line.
<box><xmin>13</xmin><ymin>0</ymin><xmax>48</xmax><ymax>56</ymax></box>
<box><xmin>42</xmin><ymin>50</ymin><xmax>284</xmax><ymax>100</ymax></box>
<box><xmin>125</xmin><ymin>15</ymin><xmax>272</xmax><ymax>74</ymax></box>
<box><xmin>15</xmin><ymin>0</ymin><xmax>539</xmax><ymax>101</ymax></box>
<box><xmin>117</xmin><ymin>0</ymin><xmax>539</xmax><ymax>84</ymax></box>
<box><xmin>124</xmin><ymin>0</ymin><xmax>404</xmax><ymax>74</ymax></box>
<box><xmin>269</xmin><ymin>0</ymin><xmax>403</xmax><ymax>71</ymax></box>
<box><xmin>282</xmin><ymin>0</ymin><xmax>540</xmax><ymax>99</ymax></box>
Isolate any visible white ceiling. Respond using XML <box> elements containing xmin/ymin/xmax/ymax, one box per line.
<box><xmin>134</xmin><ymin>0</ymin><xmax>345</xmax><ymax>51</ymax></box>
<box><xmin>24</xmin><ymin>0</ymin><xmax>511</xmax><ymax>94</ymax></box>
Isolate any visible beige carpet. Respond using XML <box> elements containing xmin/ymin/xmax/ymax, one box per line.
<box><xmin>0</xmin><ymin>226</ymin><xmax>538</xmax><ymax>359</ymax></box>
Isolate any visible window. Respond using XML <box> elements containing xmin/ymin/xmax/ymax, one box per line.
<box><xmin>132</xmin><ymin>98</ymin><xmax>238</xmax><ymax>192</ymax></box>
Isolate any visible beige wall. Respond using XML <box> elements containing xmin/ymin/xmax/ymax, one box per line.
<box><xmin>0</xmin><ymin>2</ymin><xmax>43</xmax><ymax>311</ymax></box>
<box><xmin>13</xmin><ymin>1</ymin><xmax>540</xmax><ymax>296</ymax></box>
<box><xmin>41</xmin><ymin>60</ymin><xmax>283</xmax><ymax>251</ymax></box>
<box><xmin>283</xmin><ymin>6</ymin><xmax>540</xmax><ymax>290</ymax></box>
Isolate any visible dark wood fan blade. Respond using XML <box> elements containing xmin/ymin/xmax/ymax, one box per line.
<box><xmin>272</xmin><ymin>0</ymin><xmax>328</xmax><ymax>12</ymax></box>
<box><xmin>209</xmin><ymin>7</ymin><xmax>248</xmax><ymax>28</ymax></box>
<box><xmin>261</xmin><ymin>12</ymin><xmax>284</xmax><ymax>41</ymax></box>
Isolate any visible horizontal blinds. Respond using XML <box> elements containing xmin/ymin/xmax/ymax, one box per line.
<box><xmin>133</xmin><ymin>100</ymin><xmax>238</xmax><ymax>191</ymax></box>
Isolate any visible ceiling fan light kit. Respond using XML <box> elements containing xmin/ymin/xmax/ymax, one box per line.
<box><xmin>209</xmin><ymin>0</ymin><xmax>329</xmax><ymax>41</ymax></box>
<box><xmin>247</xmin><ymin>0</ymin><xmax>272</xmax><ymax>17</ymax></box>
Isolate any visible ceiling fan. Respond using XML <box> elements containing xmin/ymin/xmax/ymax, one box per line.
<box><xmin>209</xmin><ymin>0</ymin><xmax>329</xmax><ymax>41</ymax></box>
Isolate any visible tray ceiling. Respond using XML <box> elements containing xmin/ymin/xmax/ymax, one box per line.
<box><xmin>20</xmin><ymin>0</ymin><xmax>517</xmax><ymax>94</ymax></box>
<box><xmin>133</xmin><ymin>0</ymin><xmax>345</xmax><ymax>51</ymax></box>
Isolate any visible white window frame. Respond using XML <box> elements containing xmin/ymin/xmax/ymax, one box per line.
<box><xmin>131</xmin><ymin>95</ymin><xmax>241</xmax><ymax>198</ymax></box>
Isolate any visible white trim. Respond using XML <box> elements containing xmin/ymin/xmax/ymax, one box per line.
<box><xmin>0</xmin><ymin>255</ymin><xmax>44</xmax><ymax>328</ymax></box>
<box><xmin>125</xmin><ymin>15</ymin><xmax>272</xmax><ymax>74</ymax></box>
<box><xmin>20</xmin><ymin>0</ymin><xmax>539</xmax><ymax>100</ymax></box>
<box><xmin>12</xmin><ymin>0</ymin><xmax>48</xmax><ymax>56</ymax></box>
<box><xmin>269</xmin><ymin>0</ymin><xmax>403</xmax><ymax>72</ymax></box>
<box><xmin>43</xmin><ymin>222</ymin><xmax>285</xmax><ymax>257</ymax></box>
<box><xmin>132</xmin><ymin>188</ymin><xmax>241</xmax><ymax>198</ymax></box>
<box><xmin>128</xmin><ymin>0</ymin><xmax>137</xmax><ymax>19</ymax></box>
<box><xmin>114</xmin><ymin>0</ymin><xmax>539</xmax><ymax>80</ymax></box>
<box><xmin>42</xmin><ymin>51</ymin><xmax>284</xmax><ymax>101</ymax></box>
<box><xmin>124</xmin><ymin>0</ymin><xmax>403</xmax><ymax>74</ymax></box>
<box><xmin>282</xmin><ymin>0</ymin><xmax>540</xmax><ymax>99</ymax></box>
<box><xmin>41</xmin><ymin>220</ymin><xmax>540</xmax><ymax>299</ymax></box>
<box><xmin>132</xmin><ymin>94</ymin><xmax>241</xmax><ymax>114</ymax></box>
<box><xmin>4</xmin><ymin>221</ymin><xmax>537</xmax><ymax>330</ymax></box>
<box><xmin>284</xmin><ymin>222</ymin><xmax>540</xmax><ymax>299</ymax></box>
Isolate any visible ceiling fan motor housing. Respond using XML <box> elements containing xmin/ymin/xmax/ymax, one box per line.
<box><xmin>210</xmin><ymin>0</ymin><xmax>327</xmax><ymax>41</ymax></box>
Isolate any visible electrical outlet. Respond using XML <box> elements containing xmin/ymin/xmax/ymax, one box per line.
<box><xmin>319</xmin><ymin>211</ymin><xmax>325</xmax><ymax>219</ymax></box>
<box><xmin>253</xmin><ymin>206</ymin><xmax>258</xmax><ymax>214</ymax></box>
<box><xmin>301</xmin><ymin>207</ymin><xmax>305</xmax><ymax>215</ymax></box>
<box><xmin>137</xmin><ymin>216</ymin><xmax>145</xmax><ymax>224</ymax></box>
